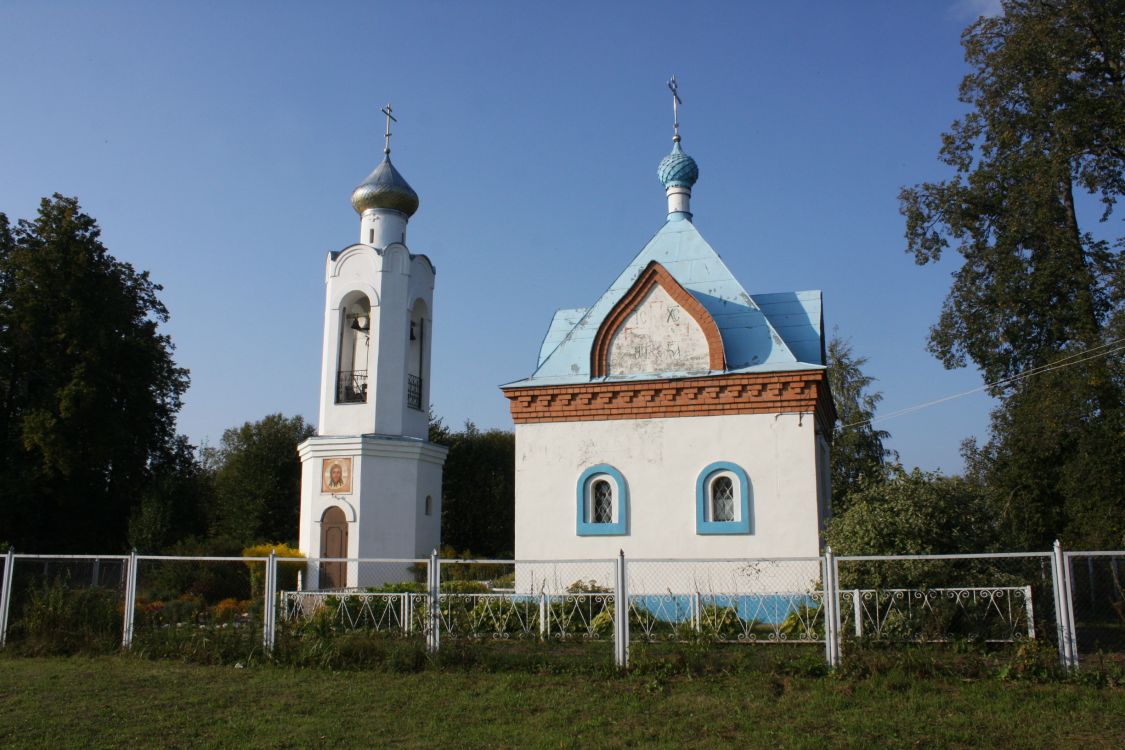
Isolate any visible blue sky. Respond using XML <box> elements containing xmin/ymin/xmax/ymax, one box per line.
<box><xmin>1</xmin><ymin>1</ymin><xmax>1010</xmax><ymax>472</ymax></box>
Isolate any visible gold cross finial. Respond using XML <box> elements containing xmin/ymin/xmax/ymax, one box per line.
<box><xmin>667</xmin><ymin>75</ymin><xmax>682</xmax><ymax>142</ymax></box>
<box><xmin>381</xmin><ymin>104</ymin><xmax>397</xmax><ymax>156</ymax></box>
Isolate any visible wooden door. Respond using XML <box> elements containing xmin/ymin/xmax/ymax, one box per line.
<box><xmin>320</xmin><ymin>506</ymin><xmax>348</xmax><ymax>589</ymax></box>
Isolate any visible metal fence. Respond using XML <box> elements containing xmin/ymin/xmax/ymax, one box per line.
<box><xmin>0</xmin><ymin>544</ymin><xmax>1121</xmax><ymax>669</ymax></box>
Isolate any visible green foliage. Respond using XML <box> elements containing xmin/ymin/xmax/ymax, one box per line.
<box><xmin>899</xmin><ymin>0</ymin><xmax>1125</xmax><ymax>549</ymax></box>
<box><xmin>827</xmin><ymin>334</ymin><xmax>896</xmax><ymax>512</ymax></box>
<box><xmin>0</xmin><ymin>195</ymin><xmax>189</xmax><ymax>552</ymax></box>
<box><xmin>207</xmin><ymin>414</ymin><xmax>314</xmax><ymax>546</ymax></box>
<box><xmin>434</xmin><ymin>544</ymin><xmax>512</xmax><ymax>585</ymax></box>
<box><xmin>10</xmin><ymin>575</ymin><xmax>120</xmax><ymax>655</ymax></box>
<box><xmin>825</xmin><ymin>467</ymin><xmax>1009</xmax><ymax>589</ymax></box>
<box><xmin>138</xmin><ymin>538</ymin><xmax>252</xmax><ymax>604</ymax></box>
<box><xmin>437</xmin><ymin>420</ymin><xmax>515</xmax><ymax>557</ymax></box>
<box><xmin>241</xmin><ymin>542</ymin><xmax>304</xmax><ymax>599</ymax></box>
<box><xmin>131</xmin><ymin>624</ymin><xmax>264</xmax><ymax>666</ymax></box>
<box><xmin>778</xmin><ymin>604</ymin><xmax>824</xmax><ymax>641</ymax></box>
<box><xmin>566</xmin><ymin>579</ymin><xmax>611</xmax><ymax>594</ymax></box>
<box><xmin>698</xmin><ymin>604</ymin><xmax>751</xmax><ymax>640</ymax></box>
<box><xmin>826</xmin><ymin>467</ymin><xmax>998</xmax><ymax>557</ymax></box>
<box><xmin>128</xmin><ymin>436</ymin><xmax>212</xmax><ymax>552</ymax></box>
<box><xmin>366</xmin><ymin>581</ymin><xmax>425</xmax><ymax>593</ymax></box>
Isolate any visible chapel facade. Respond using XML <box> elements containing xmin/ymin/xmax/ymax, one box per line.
<box><xmin>501</xmin><ymin>119</ymin><xmax>835</xmax><ymax>566</ymax></box>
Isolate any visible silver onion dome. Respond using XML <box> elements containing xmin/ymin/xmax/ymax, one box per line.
<box><xmin>351</xmin><ymin>156</ymin><xmax>420</xmax><ymax>217</ymax></box>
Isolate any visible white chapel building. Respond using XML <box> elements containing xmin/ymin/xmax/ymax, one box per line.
<box><xmin>501</xmin><ymin>121</ymin><xmax>835</xmax><ymax>568</ymax></box>
<box><xmin>297</xmin><ymin>120</ymin><xmax>447</xmax><ymax>588</ymax></box>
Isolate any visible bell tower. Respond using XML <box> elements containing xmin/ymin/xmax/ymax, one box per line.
<box><xmin>297</xmin><ymin>107</ymin><xmax>447</xmax><ymax>587</ymax></box>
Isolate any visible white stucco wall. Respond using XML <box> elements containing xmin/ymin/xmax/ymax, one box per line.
<box><xmin>514</xmin><ymin>412</ymin><xmax>821</xmax><ymax>563</ymax></box>
<box><xmin>297</xmin><ymin>434</ymin><xmax>446</xmax><ymax>588</ymax></box>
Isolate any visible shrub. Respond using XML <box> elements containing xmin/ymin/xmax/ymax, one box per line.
<box><xmin>13</xmin><ymin>576</ymin><xmax>120</xmax><ymax>655</ymax></box>
<box><xmin>140</xmin><ymin>540</ymin><xmax>251</xmax><ymax>604</ymax></box>
<box><xmin>242</xmin><ymin>543</ymin><xmax>305</xmax><ymax>599</ymax></box>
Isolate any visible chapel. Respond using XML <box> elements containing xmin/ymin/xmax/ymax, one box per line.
<box><xmin>501</xmin><ymin>88</ymin><xmax>835</xmax><ymax>563</ymax></box>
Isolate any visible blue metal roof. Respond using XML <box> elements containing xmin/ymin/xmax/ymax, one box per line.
<box><xmin>506</xmin><ymin>217</ymin><xmax>824</xmax><ymax>388</ymax></box>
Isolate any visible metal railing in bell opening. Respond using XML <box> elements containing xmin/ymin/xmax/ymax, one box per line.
<box><xmin>406</xmin><ymin>374</ymin><xmax>422</xmax><ymax>410</ymax></box>
<box><xmin>336</xmin><ymin>370</ymin><xmax>368</xmax><ymax>403</ymax></box>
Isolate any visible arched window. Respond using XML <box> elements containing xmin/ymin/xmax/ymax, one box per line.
<box><xmin>576</xmin><ymin>464</ymin><xmax>628</xmax><ymax>536</ymax></box>
<box><xmin>710</xmin><ymin>475</ymin><xmax>735</xmax><ymax>522</ymax></box>
<box><xmin>696</xmin><ymin>462</ymin><xmax>752</xmax><ymax>535</ymax></box>
<box><xmin>593</xmin><ymin>480</ymin><xmax>613</xmax><ymax>523</ymax></box>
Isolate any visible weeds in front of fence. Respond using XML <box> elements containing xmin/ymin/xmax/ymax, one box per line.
<box><xmin>6</xmin><ymin>576</ymin><xmax>120</xmax><ymax>656</ymax></box>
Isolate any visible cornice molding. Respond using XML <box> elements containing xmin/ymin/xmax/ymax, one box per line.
<box><xmin>502</xmin><ymin>370</ymin><xmax>834</xmax><ymax>432</ymax></box>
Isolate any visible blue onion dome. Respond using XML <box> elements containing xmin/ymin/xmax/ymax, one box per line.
<box><xmin>657</xmin><ymin>139</ymin><xmax>699</xmax><ymax>188</ymax></box>
<box><xmin>351</xmin><ymin>156</ymin><xmax>420</xmax><ymax>217</ymax></box>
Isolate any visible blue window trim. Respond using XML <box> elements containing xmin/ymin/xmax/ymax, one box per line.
<box><xmin>576</xmin><ymin>464</ymin><xmax>629</xmax><ymax>536</ymax></box>
<box><xmin>696</xmin><ymin>461</ymin><xmax>752</xmax><ymax>535</ymax></box>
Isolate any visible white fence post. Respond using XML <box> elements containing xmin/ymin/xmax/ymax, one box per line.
<box><xmin>614</xmin><ymin>550</ymin><xmax>628</xmax><ymax>669</ymax></box>
<box><xmin>263</xmin><ymin>551</ymin><xmax>277</xmax><ymax>653</ymax></box>
<box><xmin>121</xmin><ymin>550</ymin><xmax>138</xmax><ymax>650</ymax></box>
<box><xmin>852</xmin><ymin>590</ymin><xmax>863</xmax><ymax>638</ymax></box>
<box><xmin>0</xmin><ymin>549</ymin><xmax>14</xmax><ymax>648</ymax></box>
<box><xmin>427</xmin><ymin>549</ymin><xmax>440</xmax><ymax>654</ymax></box>
<box><xmin>539</xmin><ymin>592</ymin><xmax>547</xmax><ymax>641</ymax></box>
<box><xmin>1061</xmin><ymin>550</ymin><xmax>1079</xmax><ymax>669</ymax></box>
<box><xmin>823</xmin><ymin>547</ymin><xmax>839</xmax><ymax>668</ymax></box>
<box><xmin>1050</xmin><ymin>540</ymin><xmax>1078</xmax><ymax>670</ymax></box>
<box><xmin>1022</xmin><ymin>585</ymin><xmax>1035</xmax><ymax>641</ymax></box>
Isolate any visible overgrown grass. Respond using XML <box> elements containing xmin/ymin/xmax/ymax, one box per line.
<box><xmin>1</xmin><ymin>655</ymin><xmax>1123</xmax><ymax>749</ymax></box>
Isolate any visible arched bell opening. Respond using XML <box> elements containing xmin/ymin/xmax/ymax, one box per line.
<box><xmin>336</xmin><ymin>294</ymin><xmax>371</xmax><ymax>403</ymax></box>
<box><xmin>407</xmin><ymin>298</ymin><xmax>428</xmax><ymax>411</ymax></box>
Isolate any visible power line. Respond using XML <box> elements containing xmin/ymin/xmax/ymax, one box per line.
<box><xmin>843</xmin><ymin>337</ymin><xmax>1125</xmax><ymax>429</ymax></box>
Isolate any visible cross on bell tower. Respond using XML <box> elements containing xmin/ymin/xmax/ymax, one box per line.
<box><xmin>381</xmin><ymin>104</ymin><xmax>396</xmax><ymax>155</ymax></box>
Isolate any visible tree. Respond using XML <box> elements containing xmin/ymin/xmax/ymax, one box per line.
<box><xmin>899</xmin><ymin>0</ymin><xmax>1125</xmax><ymax>548</ymax></box>
<box><xmin>127</xmin><ymin>435</ymin><xmax>213</xmax><ymax>552</ymax></box>
<box><xmin>825</xmin><ymin>467</ymin><xmax>1003</xmax><ymax>588</ymax></box>
<box><xmin>207</xmin><ymin>414</ymin><xmax>314</xmax><ymax>546</ymax></box>
<box><xmin>0</xmin><ymin>195</ymin><xmax>189</xmax><ymax>552</ymax></box>
<box><xmin>825</xmin><ymin>468</ymin><xmax>998</xmax><ymax>556</ymax></box>
<box><xmin>437</xmin><ymin>420</ymin><xmax>515</xmax><ymax>557</ymax></box>
<box><xmin>827</xmin><ymin>335</ymin><xmax>896</xmax><ymax>513</ymax></box>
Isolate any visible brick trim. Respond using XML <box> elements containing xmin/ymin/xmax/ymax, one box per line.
<box><xmin>590</xmin><ymin>261</ymin><xmax>725</xmax><ymax>377</ymax></box>
<box><xmin>502</xmin><ymin>370</ymin><xmax>834</xmax><ymax>429</ymax></box>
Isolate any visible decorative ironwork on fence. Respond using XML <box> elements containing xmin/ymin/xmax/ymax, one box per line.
<box><xmin>1</xmin><ymin>546</ymin><xmax>1121</xmax><ymax>670</ymax></box>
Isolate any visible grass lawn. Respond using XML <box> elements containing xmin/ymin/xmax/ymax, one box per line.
<box><xmin>1</xmin><ymin>656</ymin><xmax>1123</xmax><ymax>749</ymax></box>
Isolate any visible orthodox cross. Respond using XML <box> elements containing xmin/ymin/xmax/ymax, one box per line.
<box><xmin>381</xmin><ymin>104</ymin><xmax>397</xmax><ymax>155</ymax></box>
<box><xmin>667</xmin><ymin>75</ymin><xmax>682</xmax><ymax>140</ymax></box>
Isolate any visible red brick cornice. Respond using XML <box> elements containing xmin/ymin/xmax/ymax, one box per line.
<box><xmin>502</xmin><ymin>370</ymin><xmax>835</xmax><ymax>434</ymax></box>
<box><xmin>590</xmin><ymin>261</ymin><xmax>725</xmax><ymax>377</ymax></box>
